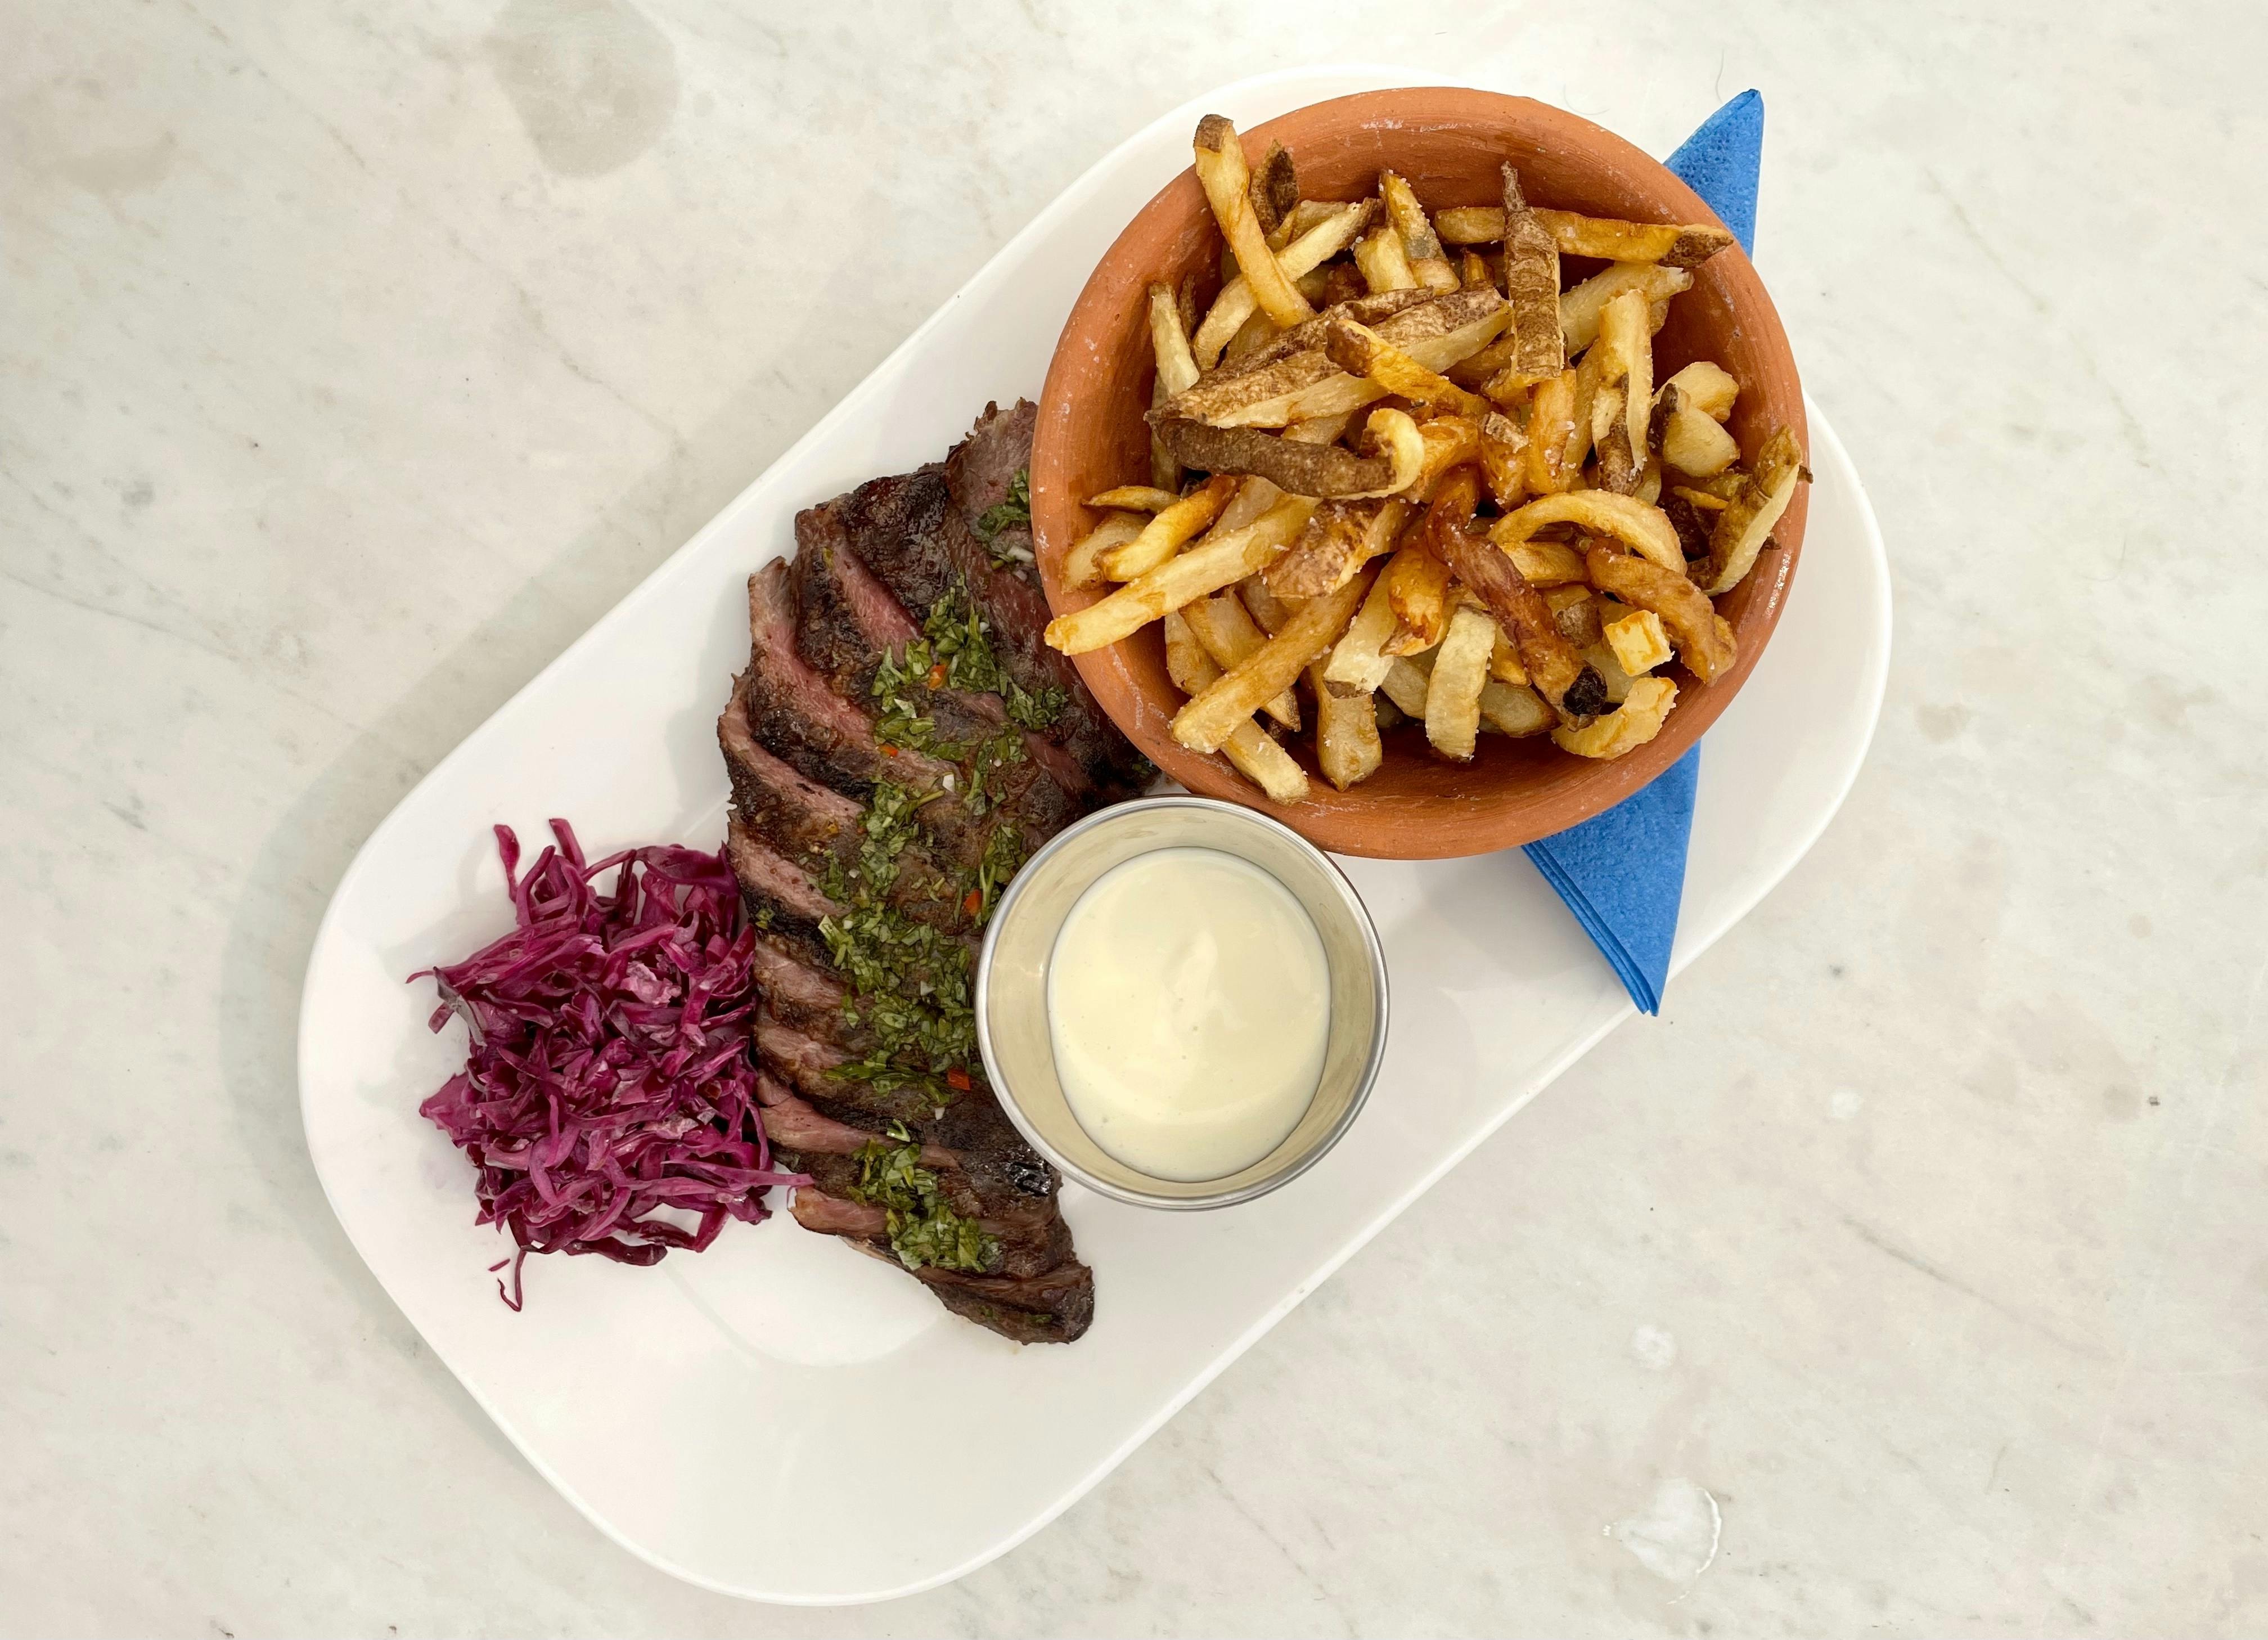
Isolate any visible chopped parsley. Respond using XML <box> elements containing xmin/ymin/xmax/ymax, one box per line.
<box><xmin>867</xmin><ymin>582</ymin><xmax>1066</xmax><ymax>817</ymax></box>
<box><xmin>814</xmin><ymin>782</ymin><xmax>979</xmax><ymax>1095</ymax></box>
<box><xmin>850</xmin><ymin>1124</ymin><xmax>995</xmax><ymax>1273</ymax></box>
<box><xmin>974</xmin><ymin>466</ymin><xmax>1030</xmax><ymax>563</ymax></box>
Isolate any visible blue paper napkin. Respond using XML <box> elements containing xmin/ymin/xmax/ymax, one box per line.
<box><xmin>1519</xmin><ymin>90</ymin><xmax>1765</xmax><ymax>1016</ymax></box>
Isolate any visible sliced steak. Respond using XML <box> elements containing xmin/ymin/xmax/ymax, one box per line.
<box><xmin>724</xmin><ymin>409</ymin><xmax>1144</xmax><ymax>1347</ymax></box>
<box><xmin>719</xmin><ymin>682</ymin><xmax>968</xmax><ymax>936</ymax></box>
<box><xmin>786</xmin><ymin>1153</ymin><xmax>1069</xmax><ymax>1279</ymax></box>
<box><xmin>946</xmin><ymin>398</ymin><xmax>1038</xmax><ymax>573</ymax></box>
<box><xmin>740</xmin><ymin>561</ymin><xmax>1079</xmax><ymax>860</ymax></box>
<box><xmin>944</xmin><ymin>399</ymin><xmax>1037</xmax><ymax>544</ymax></box>
<box><xmin>836</xmin><ymin>457</ymin><xmax>1148</xmax><ymax>801</ymax></box>
<box><xmin>794</xmin><ymin>499</ymin><xmax>1095</xmax><ymax>796</ymax></box>
<box><xmin>753</xmin><ymin>1014</ymin><xmax>1055</xmax><ymax>1212</ymax></box>
<box><xmin>723</xmin><ymin>819</ymin><xmax>842</xmax><ymax>964</ymax></box>
<box><xmin>754</xmin><ymin>1072</ymin><xmax>953</xmax><ymax>1167</ymax></box>
<box><xmin>910</xmin><ymin>1257</ymin><xmax>1095</xmax><ymax>1346</ymax></box>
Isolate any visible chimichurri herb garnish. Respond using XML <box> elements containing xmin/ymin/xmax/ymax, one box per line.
<box><xmin>816</xmin><ymin>782</ymin><xmax>979</xmax><ymax>1097</ymax></box>
<box><xmin>850</xmin><ymin>1122</ymin><xmax>995</xmax><ymax>1273</ymax></box>
<box><xmin>974</xmin><ymin>467</ymin><xmax>1030</xmax><ymax>564</ymax></box>
<box><xmin>868</xmin><ymin>583</ymin><xmax>1066</xmax><ymax>816</ymax></box>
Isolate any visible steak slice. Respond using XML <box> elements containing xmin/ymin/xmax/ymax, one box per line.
<box><xmin>740</xmin><ymin>561</ymin><xmax>1079</xmax><ymax>861</ymax></box>
<box><xmin>722</xmin><ymin>819</ymin><xmax>842</xmax><ymax>964</ymax></box>
<box><xmin>910</xmin><ymin>1258</ymin><xmax>1096</xmax><ymax>1346</ymax></box>
<box><xmin>753</xmin><ymin>1012</ymin><xmax>1055</xmax><ymax>1209</ymax></box>
<box><xmin>792</xmin><ymin>502</ymin><xmax>1095</xmax><ymax>798</ymax></box>
<box><xmin>836</xmin><ymin>452</ymin><xmax>1148</xmax><ymax>800</ymax></box>
<box><xmin>786</xmin><ymin>1152</ymin><xmax>1070</xmax><ymax>1279</ymax></box>
<box><xmin>718</xmin><ymin>682</ymin><xmax>967</xmax><ymax>936</ymax></box>
<box><xmin>947</xmin><ymin>398</ymin><xmax>1038</xmax><ymax>573</ymax></box>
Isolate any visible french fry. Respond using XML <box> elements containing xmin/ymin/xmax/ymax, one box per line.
<box><xmin>1185</xmin><ymin>592</ymin><xmax>1300</xmax><ymax>730</ymax></box>
<box><xmin>1284</xmin><ymin>410</ymin><xmax>1354</xmax><ymax>446</ymax></box>
<box><xmin>1246</xmin><ymin>140</ymin><xmax>1298</xmax><ymax>237</ymax></box>
<box><xmin>1265</xmin><ymin>496</ymin><xmax>1411</xmax><ymax>597</ymax></box>
<box><xmin>1478</xmin><ymin>411</ymin><xmax>1528</xmax><ymax>509</ymax></box>
<box><xmin>1150</xmin><ymin>374</ymin><xmax>1180</xmax><ymax>492</ymax></box>
<box><xmin>1698</xmin><ymin>426</ymin><xmax>1806</xmax><ymax>594</ymax></box>
<box><xmin>1192</xmin><ymin>201</ymin><xmax>1377</xmax><ymax>366</ymax></box>
<box><xmin>1222</xmin><ymin>720</ymin><xmax>1311</xmax><ymax>803</ymax></box>
<box><xmin>1662</xmin><ymin>406</ymin><xmax>1740</xmax><ymax>477</ymax></box>
<box><xmin>1191</xmin><ymin>115</ymin><xmax>1312</xmax><ymax>329</ymax></box>
<box><xmin>1436</xmin><ymin>206</ymin><xmax>1737</xmax><ymax>269</ymax></box>
<box><xmin>1163</xmin><ymin>608</ymin><xmax>1220</xmax><ymax>695</ymax></box>
<box><xmin>1585</xmin><ymin>545</ymin><xmax>1736</xmax><ymax>682</ymax></box>
<box><xmin>1046</xmin><ymin>496</ymin><xmax>1315</xmax><ymax>655</ymax></box>
<box><xmin>1087</xmin><ymin>484</ymin><xmax>1182</xmax><ymax>513</ymax></box>
<box><xmin>1322</xmin><ymin>314</ymin><xmax>1493</xmax><ymax>419</ymax></box>
<box><xmin>1147</xmin><ymin>282</ymin><xmax>1201</xmax><ymax>398</ymax></box>
<box><xmin>1581</xmin><ymin>639</ymin><xmax>1636</xmax><ymax>704</ymax></box>
<box><xmin>1594</xmin><ymin>407</ymin><xmax>1639</xmax><ymax>496</ymax></box>
<box><xmin>1171</xmin><ymin>568</ymin><xmax>1375</xmax><ymax>753</ymax></box>
<box><xmin>1061</xmin><ymin>511</ymin><xmax>1145</xmax><ymax>590</ymax></box>
<box><xmin>1551</xmin><ymin>675</ymin><xmax>1677</xmax><ymax>759</ymax></box>
<box><xmin>1353</xmin><ymin>223</ymin><xmax>1419</xmax><ymax>292</ymax></box>
<box><xmin>1373</xmin><ymin>693</ymin><xmax>1407</xmax><ymax>731</ymax></box>
<box><xmin>1671</xmin><ymin>484</ymin><xmax>1729</xmax><ymax>512</ymax></box>
<box><xmin>1546</xmin><ymin>584</ymin><xmax>1604</xmax><ymax>647</ymax></box>
<box><xmin>1222</xmin><ymin>309</ymin><xmax>1279</xmax><ymax>366</ymax></box>
<box><xmin>1097</xmin><ymin>474</ymin><xmax>1239</xmax><ymax>579</ymax></box>
<box><xmin>1430</xmin><ymin>514</ymin><xmax>1604</xmax><ymax>721</ymax></box>
<box><xmin>1310</xmin><ymin>653</ymin><xmax>1382</xmax><ymax>788</ymax></box>
<box><xmin>1479</xmin><ymin>677</ymin><xmax>1554</xmax><ymax>736</ymax></box>
<box><xmin>1380</xmin><ymin>169</ymin><xmax>1459</xmax><ymax>293</ymax></box>
<box><xmin>1603</xmin><ymin>607</ymin><xmax>1672</xmax><ymax>674</ymax></box>
<box><xmin>1354</xmin><ymin>407</ymin><xmax>1426</xmax><ymax>498</ymax></box>
<box><xmin>1591</xmin><ymin>288</ymin><xmax>1653</xmax><ymax>472</ymax></box>
<box><xmin>1151</xmin><ymin>420</ymin><xmax>1397</xmax><ymax>498</ymax></box>
<box><xmin>1163</xmin><ymin>289</ymin><xmax>1509</xmax><ymax>428</ymax></box>
<box><xmin>1209</xmin><ymin>287</ymin><xmax>1429</xmax><ymax>383</ymax></box>
<box><xmin>1522</xmin><ymin>369</ymin><xmax>1579</xmax><ymax>493</ymax></box>
<box><xmin>1561</xmin><ymin>262</ymin><xmax>1693</xmax><ymax>356</ymax></box>
<box><xmin>1378</xmin><ymin>656</ymin><xmax>1432</xmax><ymax>718</ymax></box>
<box><xmin>1267</xmin><ymin>199</ymin><xmax>1342</xmax><ymax>250</ymax></box>
<box><xmin>1238</xmin><ymin>573</ymin><xmax>1293</xmax><ymax>634</ymax></box>
<box><xmin>1660</xmin><ymin>360</ymin><xmax>1739</xmax><ymax>421</ymax></box>
<box><xmin>1507</xmin><ymin>538</ymin><xmax>1586</xmax><ymax>585</ymax></box>
<box><xmin>1499</xmin><ymin>165</ymin><xmax>1564</xmax><ymax>388</ymax></box>
<box><xmin>1382</xmin><ymin>540</ymin><xmax>1453</xmax><ymax>652</ymax></box>
<box><xmin>1424</xmin><ymin>600</ymin><xmax>1498</xmax><ymax>761</ymax></box>
<box><xmin>1490</xmin><ymin>490</ymin><xmax>1686</xmax><ymax>574</ymax></box>
<box><xmin>1490</xmin><ymin>624</ymin><xmax>1528</xmax><ymax>685</ymax></box>
<box><xmin>1460</xmin><ymin>249</ymin><xmax>1494</xmax><ymax>290</ymax></box>
<box><xmin>1321</xmin><ymin>568</ymin><xmax>1401</xmax><ymax>693</ymax></box>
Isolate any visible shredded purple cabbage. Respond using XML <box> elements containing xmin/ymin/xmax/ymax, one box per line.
<box><xmin>413</xmin><ymin>820</ymin><xmax>805</xmax><ymax>1308</ymax></box>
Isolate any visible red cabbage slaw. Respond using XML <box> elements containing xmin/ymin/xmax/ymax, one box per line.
<box><xmin>414</xmin><ymin>820</ymin><xmax>805</xmax><ymax>1307</ymax></box>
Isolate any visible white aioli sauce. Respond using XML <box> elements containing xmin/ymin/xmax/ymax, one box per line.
<box><xmin>1046</xmin><ymin>847</ymin><xmax>1330</xmax><ymax>1182</ymax></box>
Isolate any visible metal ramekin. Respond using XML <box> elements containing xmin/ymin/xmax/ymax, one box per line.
<box><xmin>974</xmin><ymin>796</ymin><xmax>1389</xmax><ymax>1210</ymax></box>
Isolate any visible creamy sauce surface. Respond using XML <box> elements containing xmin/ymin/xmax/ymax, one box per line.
<box><xmin>1046</xmin><ymin>847</ymin><xmax>1329</xmax><ymax>1182</ymax></box>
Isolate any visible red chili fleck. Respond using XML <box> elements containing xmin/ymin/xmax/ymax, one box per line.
<box><xmin>945</xmin><ymin>1067</ymin><xmax>973</xmax><ymax>1092</ymax></box>
<box><xmin>880</xmin><ymin>743</ymin><xmax>898</xmax><ymax>757</ymax></box>
<box><xmin>961</xmin><ymin>889</ymin><xmax>983</xmax><ymax>918</ymax></box>
<box><xmin>926</xmin><ymin>663</ymin><xmax>947</xmax><ymax>689</ymax></box>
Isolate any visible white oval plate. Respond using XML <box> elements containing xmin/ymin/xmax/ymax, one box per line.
<box><xmin>298</xmin><ymin>68</ymin><xmax>1889</xmax><ymax>1606</ymax></box>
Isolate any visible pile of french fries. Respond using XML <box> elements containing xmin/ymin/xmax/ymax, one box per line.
<box><xmin>1043</xmin><ymin>115</ymin><xmax>1810</xmax><ymax>806</ymax></box>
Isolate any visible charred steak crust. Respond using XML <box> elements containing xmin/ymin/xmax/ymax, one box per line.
<box><xmin>718</xmin><ymin>408</ymin><xmax>1138</xmax><ymax>1346</ymax></box>
<box><xmin>837</xmin><ymin>410</ymin><xmax>1150</xmax><ymax>802</ymax></box>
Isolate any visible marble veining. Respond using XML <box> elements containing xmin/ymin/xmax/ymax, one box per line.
<box><xmin>4</xmin><ymin>1</ymin><xmax>2265</xmax><ymax>1634</ymax></box>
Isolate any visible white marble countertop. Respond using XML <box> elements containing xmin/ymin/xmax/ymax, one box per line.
<box><xmin>7</xmin><ymin>2</ymin><xmax>2264</xmax><ymax>1633</ymax></box>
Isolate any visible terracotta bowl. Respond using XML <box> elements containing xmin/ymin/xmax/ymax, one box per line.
<box><xmin>1032</xmin><ymin>87</ymin><xmax>1808</xmax><ymax>859</ymax></box>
